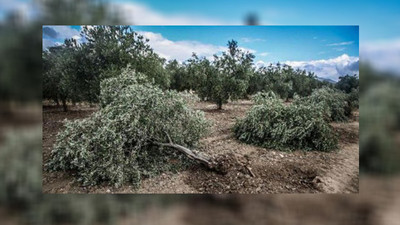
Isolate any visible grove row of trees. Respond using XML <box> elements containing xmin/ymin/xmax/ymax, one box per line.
<box><xmin>43</xmin><ymin>25</ymin><xmax>355</xmax><ymax>110</ymax></box>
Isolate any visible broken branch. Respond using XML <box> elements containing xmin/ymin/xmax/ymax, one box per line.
<box><xmin>154</xmin><ymin>141</ymin><xmax>212</xmax><ymax>167</ymax></box>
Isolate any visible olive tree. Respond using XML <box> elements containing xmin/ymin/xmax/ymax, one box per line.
<box><xmin>46</xmin><ymin>69</ymin><xmax>209</xmax><ymax>187</ymax></box>
<box><xmin>234</xmin><ymin>92</ymin><xmax>337</xmax><ymax>152</ymax></box>
<box><xmin>42</xmin><ymin>39</ymin><xmax>80</xmax><ymax>111</ymax></box>
<box><xmin>335</xmin><ymin>74</ymin><xmax>359</xmax><ymax>94</ymax></box>
<box><xmin>82</xmin><ymin>25</ymin><xmax>170</xmax><ymax>87</ymax></box>
<box><xmin>43</xmin><ymin>26</ymin><xmax>170</xmax><ymax>107</ymax></box>
<box><xmin>167</xmin><ymin>59</ymin><xmax>191</xmax><ymax>92</ymax></box>
<box><xmin>248</xmin><ymin>63</ymin><xmax>323</xmax><ymax>100</ymax></box>
<box><xmin>196</xmin><ymin>40</ymin><xmax>254</xmax><ymax>109</ymax></box>
<box><xmin>294</xmin><ymin>87</ymin><xmax>351</xmax><ymax>122</ymax></box>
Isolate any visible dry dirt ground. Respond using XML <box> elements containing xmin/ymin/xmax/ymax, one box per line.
<box><xmin>42</xmin><ymin>100</ymin><xmax>359</xmax><ymax>194</ymax></box>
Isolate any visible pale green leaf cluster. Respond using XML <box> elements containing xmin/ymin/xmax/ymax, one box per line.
<box><xmin>46</xmin><ymin>71</ymin><xmax>209</xmax><ymax>187</ymax></box>
<box><xmin>234</xmin><ymin>92</ymin><xmax>337</xmax><ymax>151</ymax></box>
<box><xmin>294</xmin><ymin>87</ymin><xmax>351</xmax><ymax>122</ymax></box>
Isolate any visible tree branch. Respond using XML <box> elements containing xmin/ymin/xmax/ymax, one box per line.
<box><xmin>163</xmin><ymin>131</ymin><xmax>173</xmax><ymax>144</ymax></box>
<box><xmin>153</xmin><ymin>141</ymin><xmax>212</xmax><ymax>167</ymax></box>
<box><xmin>153</xmin><ymin>133</ymin><xmax>255</xmax><ymax>177</ymax></box>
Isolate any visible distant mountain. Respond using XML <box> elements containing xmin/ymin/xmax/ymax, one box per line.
<box><xmin>316</xmin><ymin>76</ymin><xmax>336</xmax><ymax>83</ymax></box>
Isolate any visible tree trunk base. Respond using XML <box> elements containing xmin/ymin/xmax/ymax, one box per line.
<box><xmin>153</xmin><ymin>137</ymin><xmax>255</xmax><ymax>177</ymax></box>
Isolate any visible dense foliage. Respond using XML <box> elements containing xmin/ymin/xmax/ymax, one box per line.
<box><xmin>2</xmin><ymin>7</ymin><xmax>184</xmax><ymax>225</ymax></box>
<box><xmin>294</xmin><ymin>87</ymin><xmax>351</xmax><ymax>122</ymax></box>
<box><xmin>167</xmin><ymin>40</ymin><xmax>255</xmax><ymax>109</ymax></box>
<box><xmin>43</xmin><ymin>39</ymin><xmax>79</xmax><ymax>111</ymax></box>
<box><xmin>167</xmin><ymin>59</ymin><xmax>191</xmax><ymax>92</ymax></box>
<box><xmin>42</xmin><ymin>26</ymin><xmax>168</xmax><ymax>110</ymax></box>
<box><xmin>247</xmin><ymin>63</ymin><xmax>326</xmax><ymax>99</ymax></box>
<box><xmin>184</xmin><ymin>54</ymin><xmax>217</xmax><ymax>98</ymax></box>
<box><xmin>335</xmin><ymin>74</ymin><xmax>359</xmax><ymax>94</ymax></box>
<box><xmin>210</xmin><ymin>40</ymin><xmax>255</xmax><ymax>108</ymax></box>
<box><xmin>335</xmin><ymin>74</ymin><xmax>359</xmax><ymax>111</ymax></box>
<box><xmin>348</xmin><ymin>86</ymin><xmax>359</xmax><ymax>109</ymax></box>
<box><xmin>42</xmin><ymin>25</ymin><xmax>333</xmax><ymax>111</ymax></box>
<box><xmin>46</xmin><ymin>70</ymin><xmax>208</xmax><ymax>187</ymax></box>
<box><xmin>234</xmin><ymin>92</ymin><xmax>337</xmax><ymax>152</ymax></box>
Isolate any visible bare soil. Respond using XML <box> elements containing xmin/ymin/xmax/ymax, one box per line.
<box><xmin>42</xmin><ymin>100</ymin><xmax>359</xmax><ymax>194</ymax></box>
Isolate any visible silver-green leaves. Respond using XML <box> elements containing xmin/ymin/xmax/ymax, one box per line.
<box><xmin>234</xmin><ymin>92</ymin><xmax>337</xmax><ymax>152</ymax></box>
<box><xmin>46</xmin><ymin>71</ymin><xmax>208</xmax><ymax>187</ymax></box>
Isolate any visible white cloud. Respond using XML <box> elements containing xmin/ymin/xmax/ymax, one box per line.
<box><xmin>42</xmin><ymin>26</ymin><xmax>83</xmax><ymax>49</ymax></box>
<box><xmin>42</xmin><ymin>38</ymin><xmax>55</xmax><ymax>50</ymax></box>
<box><xmin>361</xmin><ymin>38</ymin><xmax>400</xmax><ymax>74</ymax></box>
<box><xmin>282</xmin><ymin>54</ymin><xmax>359</xmax><ymax>81</ymax></box>
<box><xmin>255</xmin><ymin>60</ymin><xmax>270</xmax><ymax>68</ymax></box>
<box><xmin>71</xmin><ymin>35</ymin><xmax>81</xmax><ymax>40</ymax></box>
<box><xmin>110</xmin><ymin>2</ymin><xmax>226</xmax><ymax>25</ymax></box>
<box><xmin>327</xmin><ymin>41</ymin><xmax>354</xmax><ymax>46</ymax></box>
<box><xmin>42</xmin><ymin>26</ymin><xmax>256</xmax><ymax>60</ymax></box>
<box><xmin>241</xmin><ymin>37</ymin><xmax>266</xmax><ymax>43</ymax></box>
<box><xmin>138</xmin><ymin>31</ymin><xmax>255</xmax><ymax>62</ymax></box>
<box><xmin>137</xmin><ymin>31</ymin><xmax>225</xmax><ymax>61</ymax></box>
<box><xmin>239</xmin><ymin>47</ymin><xmax>256</xmax><ymax>54</ymax></box>
<box><xmin>42</xmin><ymin>39</ymin><xmax>62</xmax><ymax>50</ymax></box>
<box><xmin>43</xmin><ymin>26</ymin><xmax>81</xmax><ymax>40</ymax></box>
<box><xmin>259</xmin><ymin>52</ymin><xmax>269</xmax><ymax>57</ymax></box>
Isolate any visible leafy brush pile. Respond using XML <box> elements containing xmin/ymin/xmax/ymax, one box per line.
<box><xmin>234</xmin><ymin>92</ymin><xmax>337</xmax><ymax>151</ymax></box>
<box><xmin>294</xmin><ymin>87</ymin><xmax>351</xmax><ymax>122</ymax></box>
<box><xmin>46</xmin><ymin>70</ymin><xmax>209</xmax><ymax>187</ymax></box>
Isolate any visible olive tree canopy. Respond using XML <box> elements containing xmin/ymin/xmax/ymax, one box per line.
<box><xmin>46</xmin><ymin>69</ymin><xmax>209</xmax><ymax>187</ymax></box>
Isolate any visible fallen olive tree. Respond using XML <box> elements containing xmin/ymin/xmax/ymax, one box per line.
<box><xmin>234</xmin><ymin>92</ymin><xmax>338</xmax><ymax>152</ymax></box>
<box><xmin>46</xmin><ymin>70</ymin><xmax>213</xmax><ymax>187</ymax></box>
<box><xmin>294</xmin><ymin>87</ymin><xmax>351</xmax><ymax>122</ymax></box>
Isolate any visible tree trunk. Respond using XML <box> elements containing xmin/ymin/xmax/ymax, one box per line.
<box><xmin>217</xmin><ymin>100</ymin><xmax>223</xmax><ymax>110</ymax></box>
<box><xmin>153</xmin><ymin>134</ymin><xmax>255</xmax><ymax>177</ymax></box>
<box><xmin>61</xmin><ymin>98</ymin><xmax>68</xmax><ymax>112</ymax></box>
<box><xmin>154</xmin><ymin>142</ymin><xmax>212</xmax><ymax>168</ymax></box>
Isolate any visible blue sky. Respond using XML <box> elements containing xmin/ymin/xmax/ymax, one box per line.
<box><xmin>43</xmin><ymin>25</ymin><xmax>359</xmax><ymax>81</ymax></box>
<box><xmin>2</xmin><ymin>0</ymin><xmax>399</xmax><ymax>42</ymax></box>
<box><xmin>131</xmin><ymin>26</ymin><xmax>359</xmax><ymax>62</ymax></box>
<box><xmin>118</xmin><ymin>0</ymin><xmax>399</xmax><ymax>42</ymax></box>
<box><xmin>0</xmin><ymin>0</ymin><xmax>397</xmax><ymax>75</ymax></box>
<box><xmin>3</xmin><ymin>0</ymin><xmax>394</xmax><ymax>79</ymax></box>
